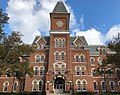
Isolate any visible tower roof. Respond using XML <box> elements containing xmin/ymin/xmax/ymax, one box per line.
<box><xmin>52</xmin><ymin>1</ymin><xmax>68</xmax><ymax>13</ymax></box>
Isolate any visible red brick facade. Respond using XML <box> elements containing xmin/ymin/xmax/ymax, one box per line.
<box><xmin>0</xmin><ymin>1</ymin><xmax>120</xmax><ymax>94</ymax></box>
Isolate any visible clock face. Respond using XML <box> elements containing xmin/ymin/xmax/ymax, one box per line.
<box><xmin>56</xmin><ymin>20</ymin><xmax>64</xmax><ymax>27</ymax></box>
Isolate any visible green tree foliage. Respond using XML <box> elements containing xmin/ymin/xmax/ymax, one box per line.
<box><xmin>0</xmin><ymin>9</ymin><xmax>33</xmax><ymax>92</ymax></box>
<box><xmin>106</xmin><ymin>33</ymin><xmax>120</xmax><ymax>78</ymax></box>
<box><xmin>0</xmin><ymin>9</ymin><xmax>9</xmax><ymax>39</ymax></box>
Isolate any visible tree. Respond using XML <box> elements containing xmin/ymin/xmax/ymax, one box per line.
<box><xmin>106</xmin><ymin>33</ymin><xmax>120</xmax><ymax>78</ymax></box>
<box><xmin>0</xmin><ymin>9</ymin><xmax>9</xmax><ymax>40</ymax></box>
<box><xmin>94</xmin><ymin>59</ymin><xmax>113</xmax><ymax>94</ymax></box>
<box><xmin>0</xmin><ymin>9</ymin><xmax>33</xmax><ymax>93</ymax></box>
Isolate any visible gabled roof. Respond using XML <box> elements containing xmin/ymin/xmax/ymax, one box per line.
<box><xmin>32</xmin><ymin>36</ymin><xmax>49</xmax><ymax>45</ymax></box>
<box><xmin>52</xmin><ymin>1</ymin><xmax>68</xmax><ymax>13</ymax></box>
<box><xmin>70</xmin><ymin>36</ymin><xmax>88</xmax><ymax>46</ymax></box>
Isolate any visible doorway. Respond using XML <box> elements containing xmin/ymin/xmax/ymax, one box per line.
<box><xmin>54</xmin><ymin>77</ymin><xmax>65</xmax><ymax>93</ymax></box>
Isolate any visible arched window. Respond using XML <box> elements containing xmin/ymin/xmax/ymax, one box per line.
<box><xmin>40</xmin><ymin>66</ymin><xmax>44</xmax><ymax>76</ymax></box>
<box><xmin>91</xmin><ymin>68</ymin><xmax>95</xmax><ymax>76</ymax></box>
<box><xmin>76</xmin><ymin>43</ymin><xmax>79</xmax><ymax>50</ymax></box>
<box><xmin>54</xmin><ymin>64</ymin><xmax>59</xmax><ymax>74</ymax></box>
<box><xmin>40</xmin><ymin>55</ymin><xmax>45</xmax><ymax>63</ymax></box>
<box><xmin>61</xmin><ymin>52</ymin><xmax>65</xmax><ymax>61</ymax></box>
<box><xmin>90</xmin><ymin>58</ymin><xmax>95</xmax><ymax>65</ymax></box>
<box><xmin>34</xmin><ymin>66</ymin><xmax>39</xmax><ymax>76</ymax></box>
<box><xmin>82</xmin><ymin>80</ymin><xmax>87</xmax><ymax>91</ymax></box>
<box><xmin>76</xmin><ymin>80</ymin><xmax>81</xmax><ymax>91</ymax></box>
<box><xmin>94</xmin><ymin>81</ymin><xmax>98</xmax><ymax>91</ymax></box>
<box><xmin>35</xmin><ymin>55</ymin><xmax>40</xmax><ymax>63</ymax></box>
<box><xmin>38</xmin><ymin>80</ymin><xmax>43</xmax><ymax>91</ymax></box>
<box><xmin>37</xmin><ymin>43</ymin><xmax>41</xmax><ymax>50</ymax></box>
<box><xmin>103</xmin><ymin>49</ymin><xmax>106</xmax><ymax>54</ymax></box>
<box><xmin>32</xmin><ymin>80</ymin><xmax>37</xmax><ymax>91</ymax></box>
<box><xmin>76</xmin><ymin>55</ymin><xmax>79</xmax><ymax>62</ymax></box>
<box><xmin>61</xmin><ymin>64</ymin><xmax>65</xmax><ymax>74</ymax></box>
<box><xmin>55</xmin><ymin>39</ymin><xmax>59</xmax><ymax>48</ymax></box>
<box><xmin>41</xmin><ymin>44</ymin><xmax>44</xmax><ymax>49</ymax></box>
<box><xmin>101</xmin><ymin>81</ymin><xmax>106</xmax><ymax>91</ymax></box>
<box><xmin>59</xmin><ymin>39</ymin><xmax>61</xmax><ymax>47</ymax></box>
<box><xmin>80</xmin><ymin>55</ymin><xmax>85</xmax><ymax>62</ymax></box>
<box><xmin>55</xmin><ymin>52</ymin><xmax>59</xmax><ymax>61</ymax></box>
<box><xmin>100</xmin><ymin>49</ymin><xmax>102</xmax><ymax>55</ymax></box>
<box><xmin>13</xmin><ymin>81</ymin><xmax>18</xmax><ymax>92</ymax></box>
<box><xmin>81</xmin><ymin>66</ymin><xmax>86</xmax><ymax>76</ymax></box>
<box><xmin>76</xmin><ymin>66</ymin><xmax>80</xmax><ymax>75</ymax></box>
<box><xmin>109</xmin><ymin>81</ymin><xmax>115</xmax><ymax>91</ymax></box>
<box><xmin>3</xmin><ymin>81</ymin><xmax>9</xmax><ymax>92</ymax></box>
<box><xmin>61</xmin><ymin>39</ymin><xmax>65</xmax><ymax>47</ymax></box>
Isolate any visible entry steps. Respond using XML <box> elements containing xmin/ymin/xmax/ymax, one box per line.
<box><xmin>46</xmin><ymin>93</ymin><xmax>70</xmax><ymax>95</ymax></box>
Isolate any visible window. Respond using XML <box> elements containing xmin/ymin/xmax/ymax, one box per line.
<box><xmin>55</xmin><ymin>52</ymin><xmax>59</xmax><ymax>61</ymax></box>
<box><xmin>40</xmin><ymin>55</ymin><xmax>45</xmax><ymax>63</ymax></box>
<box><xmin>59</xmin><ymin>39</ymin><xmax>61</xmax><ymax>47</ymax></box>
<box><xmin>90</xmin><ymin>58</ymin><xmax>95</xmax><ymax>65</ymax></box>
<box><xmin>3</xmin><ymin>81</ymin><xmax>9</xmax><ymax>92</ymax></box>
<box><xmin>101</xmin><ymin>81</ymin><xmax>106</xmax><ymax>91</ymax></box>
<box><xmin>75</xmin><ymin>55</ymin><xmax>79</xmax><ymax>62</ymax></box>
<box><xmin>41</xmin><ymin>44</ymin><xmax>44</xmax><ymax>49</ymax></box>
<box><xmin>61</xmin><ymin>39</ymin><xmax>65</xmax><ymax>47</ymax></box>
<box><xmin>40</xmin><ymin>67</ymin><xmax>44</xmax><ymax>76</ymax></box>
<box><xmin>80</xmin><ymin>55</ymin><xmax>85</xmax><ymax>62</ymax></box>
<box><xmin>32</xmin><ymin>80</ymin><xmax>37</xmax><ymax>91</ymax></box>
<box><xmin>34</xmin><ymin>66</ymin><xmax>38</xmax><ymax>76</ymax></box>
<box><xmin>54</xmin><ymin>64</ymin><xmax>59</xmax><ymax>74</ymax></box>
<box><xmin>6</xmin><ymin>70</ymin><xmax>10</xmax><ymax>78</ymax></box>
<box><xmin>13</xmin><ymin>81</ymin><xmax>17</xmax><ymax>92</ymax></box>
<box><xmin>76</xmin><ymin>43</ymin><xmax>79</xmax><ymax>50</ymax></box>
<box><xmin>82</xmin><ymin>80</ymin><xmax>87</xmax><ymax>91</ymax></box>
<box><xmin>35</xmin><ymin>55</ymin><xmax>40</xmax><ymax>63</ymax></box>
<box><xmin>61</xmin><ymin>52</ymin><xmax>65</xmax><ymax>61</ymax></box>
<box><xmin>100</xmin><ymin>49</ymin><xmax>102</xmax><ymax>55</ymax></box>
<box><xmin>103</xmin><ymin>49</ymin><xmax>106</xmax><ymax>54</ymax></box>
<box><xmin>37</xmin><ymin>43</ymin><xmax>41</xmax><ymax>50</ymax></box>
<box><xmin>61</xmin><ymin>64</ymin><xmax>65</xmax><ymax>74</ymax></box>
<box><xmin>38</xmin><ymin>80</ymin><xmax>43</xmax><ymax>91</ymax></box>
<box><xmin>76</xmin><ymin>66</ymin><xmax>80</xmax><ymax>75</ymax></box>
<box><xmin>94</xmin><ymin>81</ymin><xmax>98</xmax><ymax>91</ymax></box>
<box><xmin>81</xmin><ymin>66</ymin><xmax>85</xmax><ymax>76</ymax></box>
<box><xmin>109</xmin><ymin>81</ymin><xmax>115</xmax><ymax>91</ymax></box>
<box><xmin>91</xmin><ymin>68</ymin><xmax>95</xmax><ymax>76</ymax></box>
<box><xmin>55</xmin><ymin>39</ymin><xmax>59</xmax><ymax>48</ymax></box>
<box><xmin>77</xmin><ymin>80</ymin><xmax>81</xmax><ymax>91</ymax></box>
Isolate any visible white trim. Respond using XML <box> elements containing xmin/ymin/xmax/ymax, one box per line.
<box><xmin>50</xmin><ymin>31</ymin><xmax>70</xmax><ymax>34</ymax></box>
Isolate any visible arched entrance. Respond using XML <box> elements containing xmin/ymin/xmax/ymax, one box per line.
<box><xmin>54</xmin><ymin>77</ymin><xmax>65</xmax><ymax>93</ymax></box>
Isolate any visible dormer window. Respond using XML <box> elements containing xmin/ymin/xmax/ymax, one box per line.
<box><xmin>100</xmin><ymin>49</ymin><xmax>102</xmax><ymax>55</ymax></box>
<box><xmin>37</xmin><ymin>43</ymin><xmax>41</xmax><ymax>50</ymax></box>
<box><xmin>103</xmin><ymin>49</ymin><xmax>106</xmax><ymax>54</ymax></box>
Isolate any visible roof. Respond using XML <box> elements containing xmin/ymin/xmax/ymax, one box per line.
<box><xmin>88</xmin><ymin>45</ymin><xmax>99</xmax><ymax>55</ymax></box>
<box><xmin>52</xmin><ymin>1</ymin><xmax>68</xmax><ymax>13</ymax></box>
<box><xmin>32</xmin><ymin>36</ymin><xmax>108</xmax><ymax>55</ymax></box>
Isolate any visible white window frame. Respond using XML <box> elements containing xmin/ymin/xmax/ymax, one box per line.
<box><xmin>3</xmin><ymin>81</ymin><xmax>9</xmax><ymax>92</ymax></box>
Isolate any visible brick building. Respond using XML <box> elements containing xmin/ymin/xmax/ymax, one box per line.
<box><xmin>0</xmin><ymin>1</ymin><xmax>120</xmax><ymax>94</ymax></box>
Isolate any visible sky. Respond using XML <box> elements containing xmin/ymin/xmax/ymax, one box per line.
<box><xmin>0</xmin><ymin>0</ymin><xmax>120</xmax><ymax>45</ymax></box>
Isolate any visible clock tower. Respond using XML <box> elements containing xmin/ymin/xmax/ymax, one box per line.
<box><xmin>50</xmin><ymin>1</ymin><xmax>70</xmax><ymax>33</ymax></box>
<box><xmin>46</xmin><ymin>1</ymin><xmax>72</xmax><ymax>93</ymax></box>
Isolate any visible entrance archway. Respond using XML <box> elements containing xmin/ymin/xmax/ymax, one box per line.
<box><xmin>54</xmin><ymin>77</ymin><xmax>65</xmax><ymax>93</ymax></box>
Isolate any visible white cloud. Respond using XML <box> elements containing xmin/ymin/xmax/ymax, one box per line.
<box><xmin>79</xmin><ymin>14</ymin><xmax>84</xmax><ymax>30</ymax></box>
<box><xmin>72</xmin><ymin>25</ymin><xmax>120</xmax><ymax>45</ymax></box>
<box><xmin>74</xmin><ymin>28</ymin><xmax>103</xmax><ymax>45</ymax></box>
<box><xmin>6</xmin><ymin>0</ymin><xmax>120</xmax><ymax>45</ymax></box>
<box><xmin>6</xmin><ymin>0</ymin><xmax>76</xmax><ymax>44</ymax></box>
<box><xmin>105</xmin><ymin>24</ymin><xmax>120</xmax><ymax>41</ymax></box>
